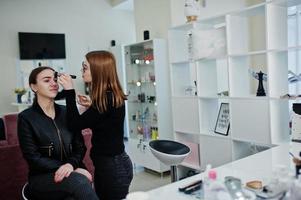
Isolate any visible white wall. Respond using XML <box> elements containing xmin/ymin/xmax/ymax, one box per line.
<box><xmin>0</xmin><ymin>0</ymin><xmax>136</xmax><ymax>114</ymax></box>
<box><xmin>170</xmin><ymin>0</ymin><xmax>246</xmax><ymax>27</ymax></box>
<box><xmin>133</xmin><ymin>0</ymin><xmax>171</xmax><ymax>41</ymax></box>
<box><xmin>133</xmin><ymin>0</ymin><xmax>246</xmax><ymax>40</ymax></box>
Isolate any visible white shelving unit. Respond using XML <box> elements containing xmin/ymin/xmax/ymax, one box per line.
<box><xmin>123</xmin><ymin>39</ymin><xmax>172</xmax><ymax>173</ymax></box>
<box><xmin>169</xmin><ymin>0</ymin><xmax>297</xmax><ymax>173</ymax></box>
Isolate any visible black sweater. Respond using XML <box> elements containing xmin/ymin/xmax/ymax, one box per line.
<box><xmin>64</xmin><ymin>89</ymin><xmax>125</xmax><ymax>157</ymax></box>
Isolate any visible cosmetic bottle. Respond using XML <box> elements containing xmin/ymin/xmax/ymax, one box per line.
<box><xmin>200</xmin><ymin>164</ymin><xmax>211</xmax><ymax>199</ymax></box>
<box><xmin>204</xmin><ymin>170</ymin><xmax>217</xmax><ymax>200</ymax></box>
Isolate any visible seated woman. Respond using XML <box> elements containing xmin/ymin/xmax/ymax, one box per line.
<box><xmin>17</xmin><ymin>66</ymin><xmax>98</xmax><ymax>200</ymax></box>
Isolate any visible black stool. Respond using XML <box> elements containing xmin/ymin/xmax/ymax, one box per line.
<box><xmin>149</xmin><ymin>140</ymin><xmax>190</xmax><ymax>182</ymax></box>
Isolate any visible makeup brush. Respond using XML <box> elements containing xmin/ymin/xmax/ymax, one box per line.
<box><xmin>54</xmin><ymin>71</ymin><xmax>76</xmax><ymax>81</ymax></box>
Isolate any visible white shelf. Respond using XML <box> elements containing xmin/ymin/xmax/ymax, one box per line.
<box><xmin>198</xmin><ymin>96</ymin><xmax>220</xmax><ymax>99</ymax></box>
<box><xmin>230</xmin><ymin>3</ymin><xmax>266</xmax><ymax>17</ymax></box>
<box><xmin>170</xmin><ymin>60</ymin><xmax>190</xmax><ymax>65</ymax></box>
<box><xmin>228</xmin><ymin>50</ymin><xmax>267</xmax><ymax>57</ymax></box>
<box><xmin>169</xmin><ymin>22</ymin><xmax>196</xmax><ymax>31</ymax></box>
<box><xmin>172</xmin><ymin>95</ymin><xmax>198</xmax><ymax>99</ymax></box>
<box><xmin>174</xmin><ymin>130</ymin><xmax>200</xmax><ymax>136</ymax></box>
<box><xmin>196</xmin><ymin>14</ymin><xmax>226</xmax><ymax>26</ymax></box>
<box><xmin>269</xmin><ymin>0</ymin><xmax>301</xmax><ymax>7</ymax></box>
<box><xmin>199</xmin><ymin>131</ymin><xmax>231</xmax><ymax>139</ymax></box>
<box><xmin>227</xmin><ymin>3</ymin><xmax>266</xmax><ymax>55</ymax></box>
<box><xmin>229</xmin><ymin>96</ymin><xmax>270</xmax><ymax>99</ymax></box>
<box><xmin>195</xmin><ymin>55</ymin><xmax>228</xmax><ymax>62</ymax></box>
<box><xmin>168</xmin><ymin>0</ymin><xmax>292</xmax><ymax>171</ymax></box>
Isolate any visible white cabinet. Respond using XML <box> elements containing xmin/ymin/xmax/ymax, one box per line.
<box><xmin>123</xmin><ymin>39</ymin><xmax>172</xmax><ymax>173</ymax></box>
<box><xmin>169</xmin><ymin>0</ymin><xmax>295</xmax><ymax>172</ymax></box>
<box><xmin>128</xmin><ymin>138</ymin><xmax>169</xmax><ymax>173</ymax></box>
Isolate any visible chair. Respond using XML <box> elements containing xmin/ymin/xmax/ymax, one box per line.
<box><xmin>82</xmin><ymin>129</ymin><xmax>94</xmax><ymax>176</ymax></box>
<box><xmin>0</xmin><ymin>144</ymin><xmax>28</xmax><ymax>199</ymax></box>
<box><xmin>3</xmin><ymin>113</ymin><xmax>18</xmax><ymax>145</ymax></box>
<box><xmin>149</xmin><ymin>140</ymin><xmax>190</xmax><ymax>182</ymax></box>
<box><xmin>0</xmin><ymin>117</ymin><xmax>8</xmax><ymax>146</ymax></box>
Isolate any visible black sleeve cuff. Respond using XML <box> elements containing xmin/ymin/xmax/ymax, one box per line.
<box><xmin>63</xmin><ymin>89</ymin><xmax>76</xmax><ymax>98</ymax></box>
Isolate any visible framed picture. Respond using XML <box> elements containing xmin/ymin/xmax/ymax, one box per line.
<box><xmin>214</xmin><ymin>103</ymin><xmax>230</xmax><ymax>136</ymax></box>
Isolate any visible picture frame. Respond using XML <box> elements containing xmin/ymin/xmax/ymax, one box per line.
<box><xmin>214</xmin><ymin>103</ymin><xmax>230</xmax><ymax>136</ymax></box>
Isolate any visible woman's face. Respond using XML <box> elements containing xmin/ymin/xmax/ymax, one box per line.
<box><xmin>81</xmin><ymin>59</ymin><xmax>92</xmax><ymax>83</ymax></box>
<box><xmin>31</xmin><ymin>69</ymin><xmax>59</xmax><ymax>99</ymax></box>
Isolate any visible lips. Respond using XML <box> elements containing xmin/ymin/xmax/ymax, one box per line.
<box><xmin>50</xmin><ymin>88</ymin><xmax>58</xmax><ymax>92</ymax></box>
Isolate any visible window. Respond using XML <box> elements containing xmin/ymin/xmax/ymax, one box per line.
<box><xmin>288</xmin><ymin>5</ymin><xmax>301</xmax><ymax>94</ymax></box>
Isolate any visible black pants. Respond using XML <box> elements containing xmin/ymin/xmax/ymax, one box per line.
<box><xmin>28</xmin><ymin>172</ymin><xmax>99</xmax><ymax>200</ymax></box>
<box><xmin>92</xmin><ymin>152</ymin><xmax>133</xmax><ymax>200</ymax></box>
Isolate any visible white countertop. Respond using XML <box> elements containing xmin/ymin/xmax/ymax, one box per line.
<box><xmin>147</xmin><ymin>142</ymin><xmax>301</xmax><ymax>200</ymax></box>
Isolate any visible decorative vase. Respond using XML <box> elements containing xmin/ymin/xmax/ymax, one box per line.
<box><xmin>17</xmin><ymin>94</ymin><xmax>23</xmax><ymax>103</ymax></box>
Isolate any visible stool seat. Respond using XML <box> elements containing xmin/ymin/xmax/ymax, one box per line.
<box><xmin>149</xmin><ymin>140</ymin><xmax>190</xmax><ymax>166</ymax></box>
<box><xmin>22</xmin><ymin>182</ymin><xmax>30</xmax><ymax>200</ymax></box>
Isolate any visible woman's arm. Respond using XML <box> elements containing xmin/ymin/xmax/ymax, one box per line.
<box><xmin>58</xmin><ymin>74</ymin><xmax>100</xmax><ymax>131</ymax></box>
<box><xmin>63</xmin><ymin>89</ymin><xmax>98</xmax><ymax>131</ymax></box>
<box><xmin>17</xmin><ymin>114</ymin><xmax>63</xmax><ymax>172</ymax></box>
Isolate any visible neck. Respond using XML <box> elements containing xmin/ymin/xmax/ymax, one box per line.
<box><xmin>37</xmin><ymin>96</ymin><xmax>55</xmax><ymax>119</ymax></box>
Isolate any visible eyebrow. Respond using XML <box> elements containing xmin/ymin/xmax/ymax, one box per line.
<box><xmin>41</xmin><ymin>76</ymin><xmax>53</xmax><ymax>80</ymax></box>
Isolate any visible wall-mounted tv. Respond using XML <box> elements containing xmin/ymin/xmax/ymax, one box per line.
<box><xmin>18</xmin><ymin>32</ymin><xmax>66</xmax><ymax>60</ymax></box>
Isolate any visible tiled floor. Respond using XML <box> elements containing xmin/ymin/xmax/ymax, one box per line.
<box><xmin>129</xmin><ymin>166</ymin><xmax>171</xmax><ymax>192</ymax></box>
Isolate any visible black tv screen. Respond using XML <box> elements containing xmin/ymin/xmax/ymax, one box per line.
<box><xmin>19</xmin><ymin>32</ymin><xmax>66</xmax><ymax>59</ymax></box>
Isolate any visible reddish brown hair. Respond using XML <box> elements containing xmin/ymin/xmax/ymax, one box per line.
<box><xmin>86</xmin><ymin>50</ymin><xmax>126</xmax><ymax>112</ymax></box>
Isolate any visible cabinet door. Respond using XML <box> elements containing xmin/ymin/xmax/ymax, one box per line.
<box><xmin>128</xmin><ymin>139</ymin><xmax>169</xmax><ymax>173</ymax></box>
<box><xmin>231</xmin><ymin>99</ymin><xmax>271</xmax><ymax>144</ymax></box>
<box><xmin>124</xmin><ymin>42</ymin><xmax>157</xmax><ymax>141</ymax></box>
<box><xmin>172</xmin><ymin>97</ymin><xmax>200</xmax><ymax>134</ymax></box>
<box><xmin>128</xmin><ymin>139</ymin><xmax>145</xmax><ymax>163</ymax></box>
<box><xmin>199</xmin><ymin>135</ymin><xmax>232</xmax><ymax>170</ymax></box>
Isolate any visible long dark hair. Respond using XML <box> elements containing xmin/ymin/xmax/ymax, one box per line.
<box><xmin>29</xmin><ymin>66</ymin><xmax>55</xmax><ymax>104</ymax></box>
<box><xmin>86</xmin><ymin>51</ymin><xmax>126</xmax><ymax>112</ymax></box>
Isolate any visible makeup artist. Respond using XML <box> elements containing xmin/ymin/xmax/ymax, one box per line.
<box><xmin>58</xmin><ymin>51</ymin><xmax>133</xmax><ymax>200</ymax></box>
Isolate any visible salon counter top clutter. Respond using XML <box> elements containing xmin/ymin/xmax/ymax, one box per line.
<box><xmin>145</xmin><ymin>142</ymin><xmax>301</xmax><ymax>200</ymax></box>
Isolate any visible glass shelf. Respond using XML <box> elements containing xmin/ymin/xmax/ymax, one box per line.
<box><xmin>124</xmin><ymin>40</ymin><xmax>159</xmax><ymax>142</ymax></box>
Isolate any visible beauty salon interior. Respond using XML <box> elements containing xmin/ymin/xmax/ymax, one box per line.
<box><xmin>2</xmin><ymin>0</ymin><xmax>301</xmax><ymax>199</ymax></box>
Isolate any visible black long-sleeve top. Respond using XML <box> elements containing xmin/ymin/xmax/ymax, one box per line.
<box><xmin>64</xmin><ymin>89</ymin><xmax>125</xmax><ymax>157</ymax></box>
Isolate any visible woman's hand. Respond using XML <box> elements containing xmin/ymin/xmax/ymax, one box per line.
<box><xmin>74</xmin><ymin>168</ymin><xmax>93</xmax><ymax>182</ymax></box>
<box><xmin>77</xmin><ymin>94</ymin><xmax>92</xmax><ymax>107</ymax></box>
<box><xmin>54</xmin><ymin>163</ymin><xmax>74</xmax><ymax>183</ymax></box>
<box><xmin>57</xmin><ymin>73</ymin><xmax>74</xmax><ymax>90</ymax></box>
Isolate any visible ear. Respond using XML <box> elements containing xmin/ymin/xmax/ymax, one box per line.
<box><xmin>30</xmin><ymin>84</ymin><xmax>37</xmax><ymax>93</ymax></box>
